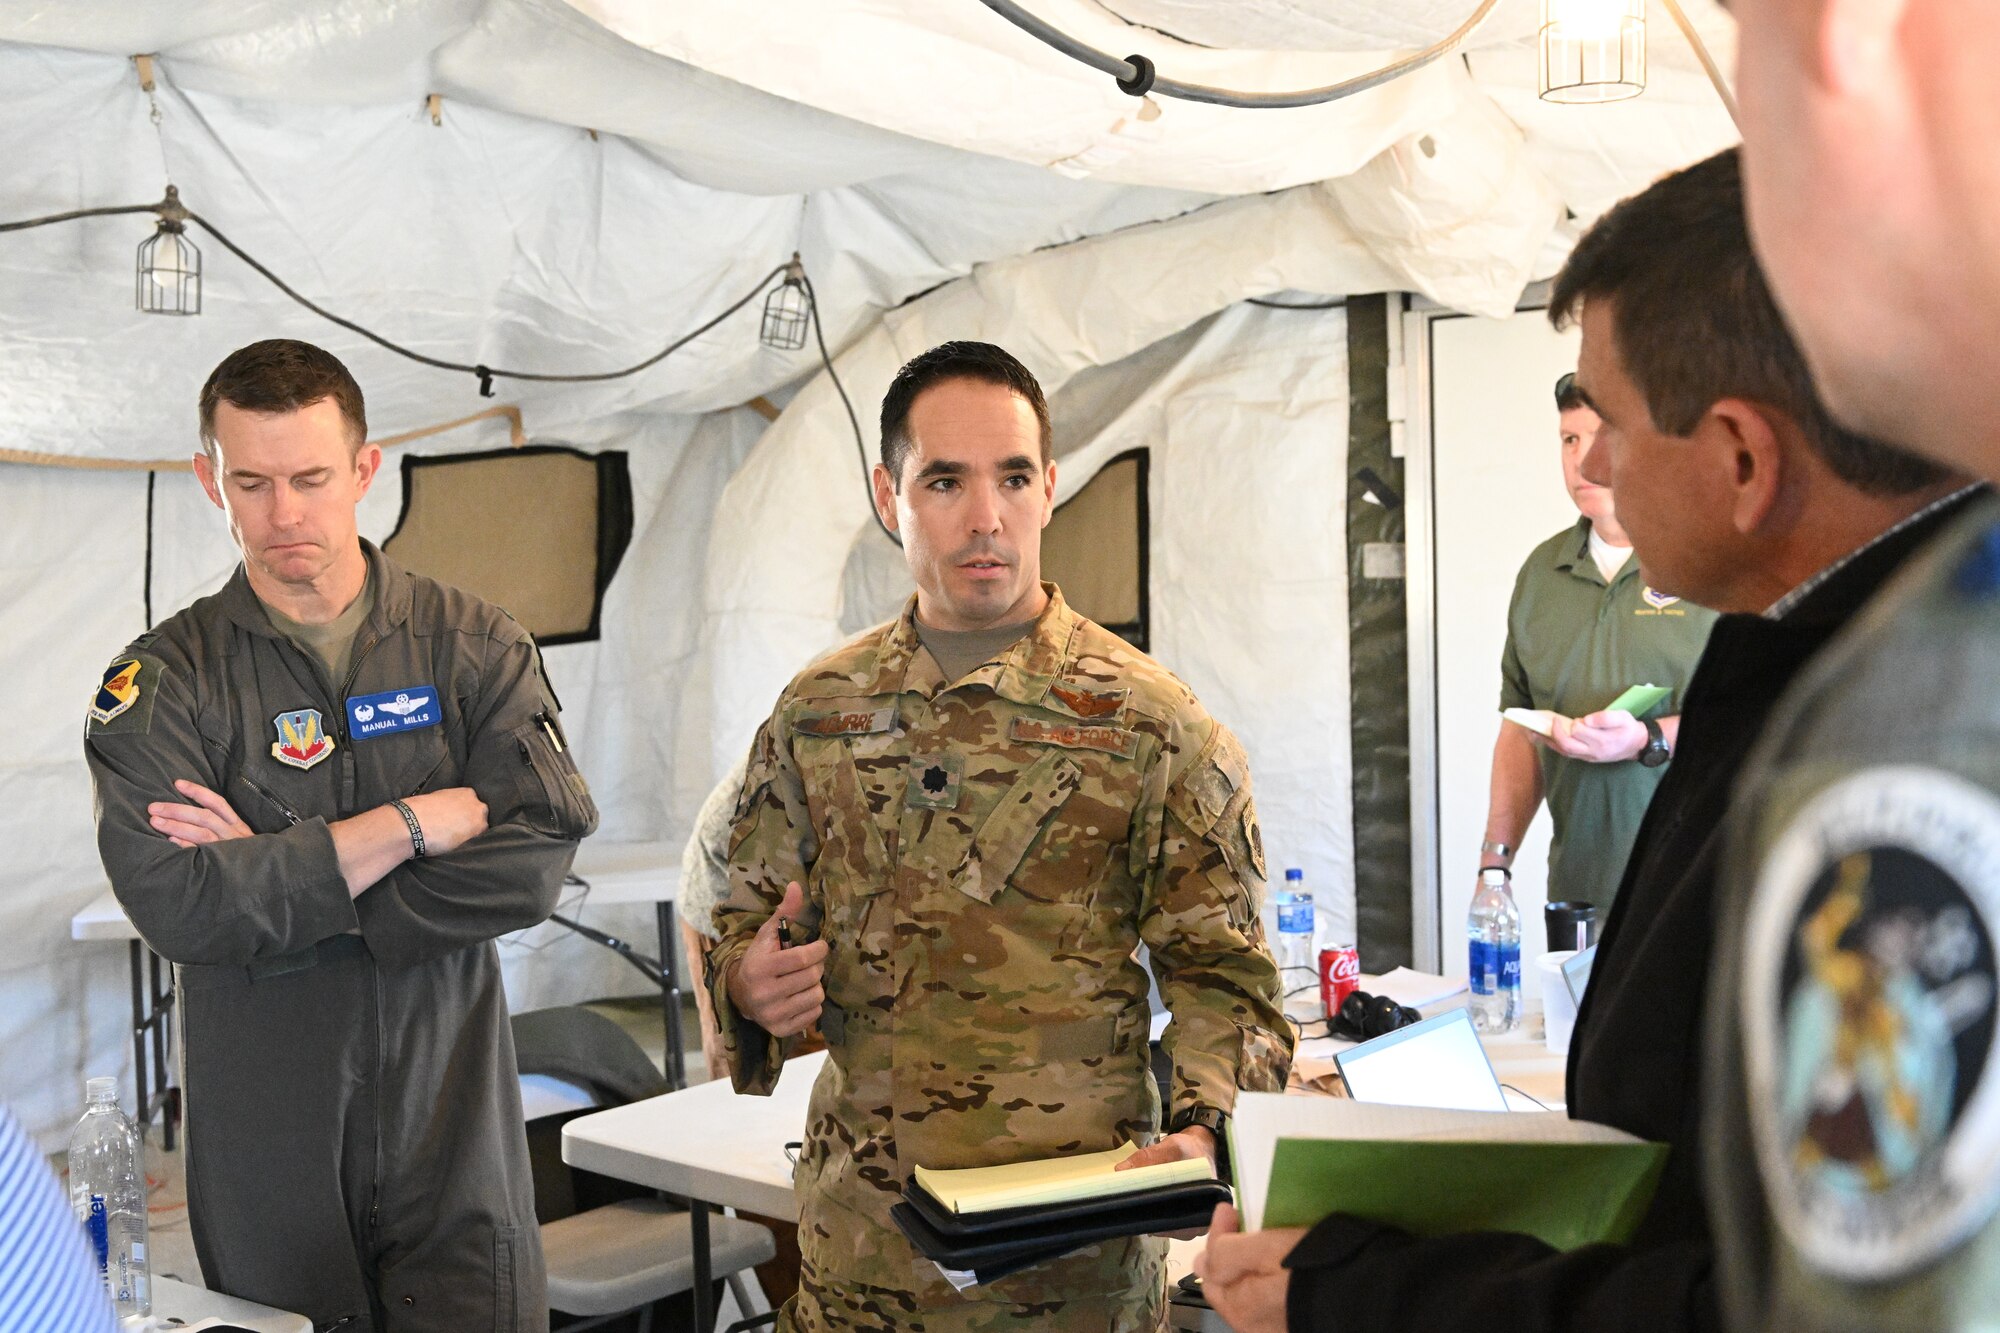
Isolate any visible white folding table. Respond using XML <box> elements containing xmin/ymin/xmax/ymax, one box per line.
<box><xmin>556</xmin><ymin>840</ymin><xmax>687</xmax><ymax>1087</ymax></box>
<box><xmin>147</xmin><ymin>1275</ymin><xmax>313</xmax><ymax>1333</ymax></box>
<box><xmin>70</xmin><ymin>885</ymin><xmax>177</xmax><ymax>1147</ymax></box>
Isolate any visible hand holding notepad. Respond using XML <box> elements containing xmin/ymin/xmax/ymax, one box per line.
<box><xmin>1503</xmin><ymin>683</ymin><xmax>1672</xmax><ymax>740</ymax></box>
<box><xmin>912</xmin><ymin>1141</ymin><xmax>1214</xmax><ymax>1214</ymax></box>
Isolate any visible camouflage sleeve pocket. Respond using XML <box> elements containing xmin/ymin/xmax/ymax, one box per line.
<box><xmin>1235</xmin><ymin>1021</ymin><xmax>1293</xmax><ymax>1093</ymax></box>
<box><xmin>726</xmin><ymin>723</ymin><xmax>782</xmax><ymax>858</ymax></box>
<box><xmin>1165</xmin><ymin>727</ymin><xmax>1267</xmax><ymax>912</ymax></box>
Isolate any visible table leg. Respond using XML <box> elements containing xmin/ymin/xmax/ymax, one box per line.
<box><xmin>149</xmin><ymin>948</ymin><xmax>174</xmax><ymax>1152</ymax></box>
<box><xmin>690</xmin><ymin>1198</ymin><xmax>712</xmax><ymax>1333</ymax></box>
<box><xmin>127</xmin><ymin>941</ymin><xmax>148</xmax><ymax>1127</ymax></box>
<box><xmin>656</xmin><ymin>901</ymin><xmax>687</xmax><ymax>1091</ymax></box>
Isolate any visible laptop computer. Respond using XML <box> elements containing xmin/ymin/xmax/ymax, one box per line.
<box><xmin>1333</xmin><ymin>1009</ymin><xmax>1509</xmax><ymax>1112</ymax></box>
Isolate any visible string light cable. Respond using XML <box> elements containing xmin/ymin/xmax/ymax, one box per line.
<box><xmin>0</xmin><ymin>195</ymin><xmax>888</xmax><ymax>530</ymax></box>
<box><xmin>974</xmin><ymin>0</ymin><xmax>1501</xmax><ymax>106</ymax></box>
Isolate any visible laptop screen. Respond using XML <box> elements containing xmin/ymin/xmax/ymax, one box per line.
<box><xmin>1334</xmin><ymin>1009</ymin><xmax>1509</xmax><ymax>1112</ymax></box>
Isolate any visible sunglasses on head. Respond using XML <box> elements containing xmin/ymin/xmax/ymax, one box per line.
<box><xmin>1555</xmin><ymin>372</ymin><xmax>1577</xmax><ymax>403</ymax></box>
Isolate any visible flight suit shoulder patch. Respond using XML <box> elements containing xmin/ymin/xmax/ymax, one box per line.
<box><xmin>1009</xmin><ymin>716</ymin><xmax>1138</xmax><ymax>759</ymax></box>
<box><xmin>86</xmin><ymin>651</ymin><xmax>168</xmax><ymax>737</ymax></box>
<box><xmin>793</xmin><ymin>706</ymin><xmax>896</xmax><ymax>738</ymax></box>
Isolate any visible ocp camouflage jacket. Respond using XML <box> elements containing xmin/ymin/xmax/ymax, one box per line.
<box><xmin>710</xmin><ymin>584</ymin><xmax>1292</xmax><ymax>1310</ymax></box>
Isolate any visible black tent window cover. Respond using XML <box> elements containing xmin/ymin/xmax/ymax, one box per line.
<box><xmin>1043</xmin><ymin>447</ymin><xmax>1151</xmax><ymax>652</ymax></box>
<box><xmin>383</xmin><ymin>445</ymin><xmax>634</xmax><ymax>647</ymax></box>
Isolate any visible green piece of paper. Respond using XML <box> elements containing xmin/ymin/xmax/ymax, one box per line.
<box><xmin>1604</xmin><ymin>683</ymin><xmax>1672</xmax><ymax>717</ymax></box>
<box><xmin>1259</xmin><ymin>1137</ymin><xmax>1667</xmax><ymax>1251</ymax></box>
<box><xmin>1228</xmin><ymin>1095</ymin><xmax>1668</xmax><ymax>1252</ymax></box>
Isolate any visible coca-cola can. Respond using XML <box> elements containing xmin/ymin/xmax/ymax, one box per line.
<box><xmin>1319</xmin><ymin>945</ymin><xmax>1361</xmax><ymax>1017</ymax></box>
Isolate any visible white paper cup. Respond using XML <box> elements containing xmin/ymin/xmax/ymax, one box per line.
<box><xmin>1538</xmin><ymin>950</ymin><xmax>1579</xmax><ymax>1054</ymax></box>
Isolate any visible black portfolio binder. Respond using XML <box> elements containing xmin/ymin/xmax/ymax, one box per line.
<box><xmin>891</xmin><ymin>1176</ymin><xmax>1232</xmax><ymax>1284</ymax></box>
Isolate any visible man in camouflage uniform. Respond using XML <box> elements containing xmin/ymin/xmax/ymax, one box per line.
<box><xmin>1709</xmin><ymin>3</ymin><xmax>2000</xmax><ymax>1328</ymax></box>
<box><xmin>708</xmin><ymin>341</ymin><xmax>1292</xmax><ymax>1332</ymax></box>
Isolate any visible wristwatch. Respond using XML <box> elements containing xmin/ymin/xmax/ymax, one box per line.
<box><xmin>1479</xmin><ymin>839</ymin><xmax>1513</xmax><ymax>863</ymax></box>
<box><xmin>1638</xmin><ymin>716</ymin><xmax>1671</xmax><ymax>768</ymax></box>
<box><xmin>1167</xmin><ymin>1105</ymin><xmax>1232</xmax><ymax>1182</ymax></box>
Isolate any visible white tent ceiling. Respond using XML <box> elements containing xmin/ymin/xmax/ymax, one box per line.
<box><xmin>0</xmin><ymin>0</ymin><xmax>1738</xmax><ymax>464</ymax></box>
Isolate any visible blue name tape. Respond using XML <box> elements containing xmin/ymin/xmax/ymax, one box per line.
<box><xmin>347</xmin><ymin>686</ymin><xmax>441</xmax><ymax>739</ymax></box>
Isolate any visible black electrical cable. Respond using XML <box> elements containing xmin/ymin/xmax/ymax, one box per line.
<box><xmin>803</xmin><ymin>271</ymin><xmax>900</xmax><ymax>548</ymax></box>
<box><xmin>2</xmin><ymin>193</ymin><xmax>884</xmax><ymax>539</ymax></box>
<box><xmin>1248</xmin><ymin>296</ymin><xmax>1344</xmax><ymax>311</ymax></box>
<box><xmin>0</xmin><ymin>203</ymin><xmax>160</xmax><ymax>233</ymax></box>
<box><xmin>974</xmin><ymin>0</ymin><xmax>1500</xmax><ymax>108</ymax></box>
<box><xmin>185</xmin><ymin>211</ymin><xmax>792</xmax><ymax>397</ymax></box>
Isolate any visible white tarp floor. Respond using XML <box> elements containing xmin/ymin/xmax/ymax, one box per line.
<box><xmin>0</xmin><ymin>1</ymin><xmax>1738</xmax><ymax>1145</ymax></box>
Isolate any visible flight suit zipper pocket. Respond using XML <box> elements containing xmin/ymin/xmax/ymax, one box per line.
<box><xmin>508</xmin><ymin>716</ymin><xmax>598</xmax><ymax>838</ymax></box>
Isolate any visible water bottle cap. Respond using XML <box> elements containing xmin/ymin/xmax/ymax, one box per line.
<box><xmin>1285</xmin><ymin>868</ymin><xmax>1303</xmax><ymax>882</ymax></box>
<box><xmin>85</xmin><ymin>1076</ymin><xmax>118</xmax><ymax>1103</ymax></box>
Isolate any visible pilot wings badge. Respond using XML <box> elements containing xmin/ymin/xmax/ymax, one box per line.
<box><xmin>271</xmin><ymin>708</ymin><xmax>336</xmax><ymax>771</ymax></box>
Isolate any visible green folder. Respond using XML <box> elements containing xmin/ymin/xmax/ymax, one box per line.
<box><xmin>1229</xmin><ymin>1095</ymin><xmax>1668</xmax><ymax>1251</ymax></box>
<box><xmin>1260</xmin><ymin>1137</ymin><xmax>1667</xmax><ymax>1250</ymax></box>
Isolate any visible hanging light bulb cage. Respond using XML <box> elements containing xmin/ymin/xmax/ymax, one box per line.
<box><xmin>137</xmin><ymin>215</ymin><xmax>201</xmax><ymax>315</ymax></box>
<box><xmin>760</xmin><ymin>260</ymin><xmax>811</xmax><ymax>351</ymax></box>
<box><xmin>1539</xmin><ymin>0</ymin><xmax>1647</xmax><ymax>104</ymax></box>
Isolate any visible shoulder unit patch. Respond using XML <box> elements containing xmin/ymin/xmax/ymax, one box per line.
<box><xmin>1744</xmin><ymin>765</ymin><xmax>2000</xmax><ymax>1283</ymax></box>
<box><xmin>86</xmin><ymin>652</ymin><xmax>166</xmax><ymax>736</ymax></box>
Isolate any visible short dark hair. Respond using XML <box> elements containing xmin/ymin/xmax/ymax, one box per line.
<box><xmin>1556</xmin><ymin>373</ymin><xmax>1589</xmax><ymax>414</ymax></box>
<box><xmin>199</xmin><ymin>339</ymin><xmax>368</xmax><ymax>456</ymax></box>
<box><xmin>879</xmin><ymin>341</ymin><xmax>1052</xmax><ymax>486</ymax></box>
<box><xmin>1550</xmin><ymin>148</ymin><xmax>1947</xmax><ymax>496</ymax></box>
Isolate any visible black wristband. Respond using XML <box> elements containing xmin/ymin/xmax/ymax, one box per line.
<box><xmin>389</xmin><ymin>798</ymin><xmax>426</xmax><ymax>859</ymax></box>
<box><xmin>1167</xmin><ymin>1105</ymin><xmax>1232</xmax><ymax>1183</ymax></box>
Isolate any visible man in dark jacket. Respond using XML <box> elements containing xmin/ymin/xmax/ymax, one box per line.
<box><xmin>85</xmin><ymin>340</ymin><xmax>598</xmax><ymax>1331</ymax></box>
<box><xmin>1195</xmin><ymin>148</ymin><xmax>1973</xmax><ymax>1333</ymax></box>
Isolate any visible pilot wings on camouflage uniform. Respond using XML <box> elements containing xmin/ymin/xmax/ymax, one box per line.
<box><xmin>709</xmin><ymin>585</ymin><xmax>1292</xmax><ymax>1332</ymax></box>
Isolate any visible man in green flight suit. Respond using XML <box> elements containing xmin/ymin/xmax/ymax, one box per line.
<box><xmin>1481</xmin><ymin>375</ymin><xmax>1717</xmax><ymax>910</ymax></box>
<box><xmin>708</xmin><ymin>340</ymin><xmax>1292</xmax><ymax>1332</ymax></box>
<box><xmin>84</xmin><ymin>340</ymin><xmax>598</xmax><ymax>1331</ymax></box>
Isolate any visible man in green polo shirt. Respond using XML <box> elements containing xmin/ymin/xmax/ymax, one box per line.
<box><xmin>1478</xmin><ymin>375</ymin><xmax>1717</xmax><ymax>911</ymax></box>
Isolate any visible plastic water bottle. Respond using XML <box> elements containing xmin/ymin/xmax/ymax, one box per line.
<box><xmin>69</xmin><ymin>1077</ymin><xmax>150</xmax><ymax>1319</ymax></box>
<box><xmin>1467</xmin><ymin>868</ymin><xmax>1521</xmax><ymax>1034</ymax></box>
<box><xmin>1276</xmin><ymin>869</ymin><xmax>1315</xmax><ymax>974</ymax></box>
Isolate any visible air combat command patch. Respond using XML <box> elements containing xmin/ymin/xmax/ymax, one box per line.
<box><xmin>271</xmin><ymin>708</ymin><xmax>337</xmax><ymax>771</ymax></box>
<box><xmin>1744</xmin><ymin>766</ymin><xmax>2000</xmax><ymax>1282</ymax></box>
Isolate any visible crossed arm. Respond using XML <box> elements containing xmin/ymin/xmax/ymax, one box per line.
<box><xmin>147</xmin><ymin>778</ymin><xmax>490</xmax><ymax>899</ymax></box>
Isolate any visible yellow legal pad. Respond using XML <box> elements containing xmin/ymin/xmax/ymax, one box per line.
<box><xmin>912</xmin><ymin>1143</ymin><xmax>1216</xmax><ymax>1215</ymax></box>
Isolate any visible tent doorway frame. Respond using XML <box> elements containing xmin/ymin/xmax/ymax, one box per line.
<box><xmin>1399</xmin><ymin>282</ymin><xmax>1558</xmax><ymax>973</ymax></box>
